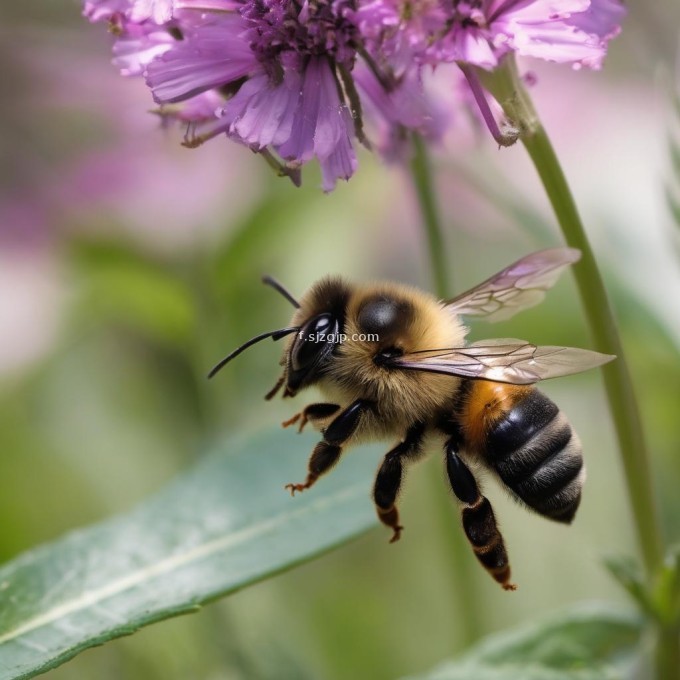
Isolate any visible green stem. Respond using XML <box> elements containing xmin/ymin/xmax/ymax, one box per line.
<box><xmin>479</xmin><ymin>58</ymin><xmax>663</xmax><ymax>579</ymax></box>
<box><xmin>410</xmin><ymin>133</ymin><xmax>451</xmax><ymax>298</ymax></box>
<box><xmin>521</xmin><ymin>125</ymin><xmax>663</xmax><ymax>575</ymax></box>
<box><xmin>408</xmin><ymin>133</ymin><xmax>486</xmax><ymax>648</ymax></box>
<box><xmin>656</xmin><ymin>627</ymin><xmax>680</xmax><ymax>680</ymax></box>
<box><xmin>480</xmin><ymin>56</ymin><xmax>671</xmax><ymax>679</ymax></box>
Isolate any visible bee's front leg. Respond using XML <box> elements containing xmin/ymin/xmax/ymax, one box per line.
<box><xmin>373</xmin><ymin>422</ymin><xmax>426</xmax><ymax>543</ymax></box>
<box><xmin>285</xmin><ymin>399</ymin><xmax>372</xmax><ymax>495</ymax></box>
<box><xmin>282</xmin><ymin>403</ymin><xmax>341</xmax><ymax>433</ymax></box>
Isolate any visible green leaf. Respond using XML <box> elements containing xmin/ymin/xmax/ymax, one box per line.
<box><xmin>0</xmin><ymin>429</ymin><xmax>381</xmax><ymax>680</ymax></box>
<box><xmin>606</xmin><ymin>549</ymin><xmax>680</xmax><ymax>628</ymax></box>
<box><xmin>404</xmin><ymin>603</ymin><xmax>643</xmax><ymax>680</ymax></box>
<box><xmin>654</xmin><ymin>545</ymin><xmax>680</xmax><ymax>627</ymax></box>
<box><xmin>605</xmin><ymin>555</ymin><xmax>656</xmax><ymax>619</ymax></box>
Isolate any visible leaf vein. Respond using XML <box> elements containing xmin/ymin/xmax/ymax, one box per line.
<box><xmin>0</xmin><ymin>483</ymin><xmax>365</xmax><ymax>647</ymax></box>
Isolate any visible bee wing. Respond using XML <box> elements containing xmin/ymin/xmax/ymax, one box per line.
<box><xmin>390</xmin><ymin>339</ymin><xmax>615</xmax><ymax>385</ymax></box>
<box><xmin>445</xmin><ymin>248</ymin><xmax>581</xmax><ymax>322</ymax></box>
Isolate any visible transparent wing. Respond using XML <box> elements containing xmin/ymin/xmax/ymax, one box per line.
<box><xmin>388</xmin><ymin>339</ymin><xmax>615</xmax><ymax>385</ymax></box>
<box><xmin>445</xmin><ymin>248</ymin><xmax>581</xmax><ymax>322</ymax></box>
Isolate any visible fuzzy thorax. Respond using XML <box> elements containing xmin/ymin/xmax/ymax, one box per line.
<box><xmin>288</xmin><ymin>277</ymin><xmax>468</xmax><ymax>435</ymax></box>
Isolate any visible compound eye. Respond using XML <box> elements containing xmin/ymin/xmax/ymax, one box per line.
<box><xmin>291</xmin><ymin>314</ymin><xmax>336</xmax><ymax>372</ymax></box>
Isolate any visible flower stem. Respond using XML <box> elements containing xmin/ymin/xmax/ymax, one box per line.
<box><xmin>480</xmin><ymin>57</ymin><xmax>672</xmax><ymax>678</ymax></box>
<box><xmin>656</xmin><ymin>627</ymin><xmax>680</xmax><ymax>680</ymax></box>
<box><xmin>479</xmin><ymin>58</ymin><xmax>663</xmax><ymax>579</ymax></box>
<box><xmin>520</xmin><ymin>124</ymin><xmax>663</xmax><ymax>574</ymax></box>
<box><xmin>410</xmin><ymin>133</ymin><xmax>450</xmax><ymax>298</ymax></box>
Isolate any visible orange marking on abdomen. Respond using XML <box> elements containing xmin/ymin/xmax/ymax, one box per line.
<box><xmin>460</xmin><ymin>382</ymin><xmax>532</xmax><ymax>453</ymax></box>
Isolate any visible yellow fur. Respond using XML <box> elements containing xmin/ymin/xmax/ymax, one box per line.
<box><xmin>283</xmin><ymin>277</ymin><xmax>467</xmax><ymax>442</ymax></box>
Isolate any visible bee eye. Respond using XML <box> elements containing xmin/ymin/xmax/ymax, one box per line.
<box><xmin>291</xmin><ymin>314</ymin><xmax>337</xmax><ymax>372</ymax></box>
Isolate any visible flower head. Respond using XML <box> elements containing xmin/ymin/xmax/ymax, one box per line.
<box><xmin>356</xmin><ymin>0</ymin><xmax>625</xmax><ymax>147</ymax></box>
<box><xmin>83</xmin><ymin>0</ymin><xmax>445</xmax><ymax>189</ymax></box>
<box><xmin>358</xmin><ymin>0</ymin><xmax>625</xmax><ymax>71</ymax></box>
<box><xmin>141</xmin><ymin>6</ymin><xmax>360</xmax><ymax>190</ymax></box>
<box><xmin>83</xmin><ymin>0</ymin><xmax>625</xmax><ymax>189</ymax></box>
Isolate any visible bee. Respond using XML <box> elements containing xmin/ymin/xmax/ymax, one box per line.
<box><xmin>209</xmin><ymin>248</ymin><xmax>614</xmax><ymax>590</ymax></box>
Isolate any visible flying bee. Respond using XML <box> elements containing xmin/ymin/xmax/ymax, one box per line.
<box><xmin>209</xmin><ymin>248</ymin><xmax>614</xmax><ymax>590</ymax></box>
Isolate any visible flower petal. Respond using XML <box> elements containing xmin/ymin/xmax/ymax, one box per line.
<box><xmin>220</xmin><ymin>71</ymin><xmax>302</xmax><ymax>148</ymax></box>
<box><xmin>113</xmin><ymin>25</ymin><xmax>175</xmax><ymax>76</ymax></box>
<box><xmin>277</xmin><ymin>57</ymin><xmax>357</xmax><ymax>189</ymax></box>
<box><xmin>129</xmin><ymin>0</ymin><xmax>174</xmax><ymax>23</ymax></box>
<box><xmin>354</xmin><ymin>64</ymin><xmax>446</xmax><ymax>161</ymax></box>
<box><xmin>493</xmin><ymin>0</ymin><xmax>625</xmax><ymax>69</ymax></box>
<box><xmin>500</xmin><ymin>20</ymin><xmax>606</xmax><ymax>67</ymax></box>
<box><xmin>565</xmin><ymin>0</ymin><xmax>626</xmax><ymax>40</ymax></box>
<box><xmin>145</xmin><ymin>15</ymin><xmax>258</xmax><ymax>103</ymax></box>
<box><xmin>489</xmin><ymin>0</ymin><xmax>590</xmax><ymax>23</ymax></box>
<box><xmin>83</xmin><ymin>0</ymin><xmax>130</xmax><ymax>22</ymax></box>
<box><xmin>450</xmin><ymin>27</ymin><xmax>499</xmax><ymax>69</ymax></box>
<box><xmin>319</xmin><ymin>122</ymin><xmax>358</xmax><ymax>191</ymax></box>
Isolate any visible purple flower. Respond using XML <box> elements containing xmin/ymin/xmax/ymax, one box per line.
<box><xmin>84</xmin><ymin>0</ymin><xmax>441</xmax><ymax>190</ymax></box>
<box><xmin>355</xmin><ymin>0</ymin><xmax>624</xmax><ymax>148</ymax></box>
<box><xmin>83</xmin><ymin>0</ymin><xmax>625</xmax><ymax>189</ymax></box>
<box><xmin>144</xmin><ymin>1</ymin><xmax>370</xmax><ymax>190</ymax></box>
<box><xmin>358</xmin><ymin>0</ymin><xmax>625</xmax><ymax>71</ymax></box>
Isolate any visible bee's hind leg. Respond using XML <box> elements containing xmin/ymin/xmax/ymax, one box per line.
<box><xmin>445</xmin><ymin>438</ymin><xmax>517</xmax><ymax>591</ymax></box>
<box><xmin>285</xmin><ymin>399</ymin><xmax>372</xmax><ymax>495</ymax></box>
<box><xmin>373</xmin><ymin>422</ymin><xmax>426</xmax><ymax>543</ymax></box>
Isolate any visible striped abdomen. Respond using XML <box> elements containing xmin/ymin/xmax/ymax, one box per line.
<box><xmin>460</xmin><ymin>382</ymin><xmax>586</xmax><ymax>523</ymax></box>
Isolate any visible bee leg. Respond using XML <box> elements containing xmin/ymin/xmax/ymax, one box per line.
<box><xmin>446</xmin><ymin>440</ymin><xmax>517</xmax><ymax>591</ymax></box>
<box><xmin>282</xmin><ymin>403</ymin><xmax>341</xmax><ymax>433</ymax></box>
<box><xmin>285</xmin><ymin>399</ymin><xmax>372</xmax><ymax>495</ymax></box>
<box><xmin>264</xmin><ymin>374</ymin><xmax>285</xmax><ymax>401</ymax></box>
<box><xmin>373</xmin><ymin>423</ymin><xmax>426</xmax><ymax>543</ymax></box>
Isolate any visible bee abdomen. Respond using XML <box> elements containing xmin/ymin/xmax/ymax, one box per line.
<box><xmin>485</xmin><ymin>390</ymin><xmax>585</xmax><ymax>524</ymax></box>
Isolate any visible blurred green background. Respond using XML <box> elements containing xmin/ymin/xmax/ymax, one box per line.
<box><xmin>1</xmin><ymin>1</ymin><xmax>679</xmax><ymax>678</ymax></box>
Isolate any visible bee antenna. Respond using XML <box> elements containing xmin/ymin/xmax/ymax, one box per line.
<box><xmin>208</xmin><ymin>326</ymin><xmax>299</xmax><ymax>379</ymax></box>
<box><xmin>262</xmin><ymin>275</ymin><xmax>300</xmax><ymax>308</ymax></box>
